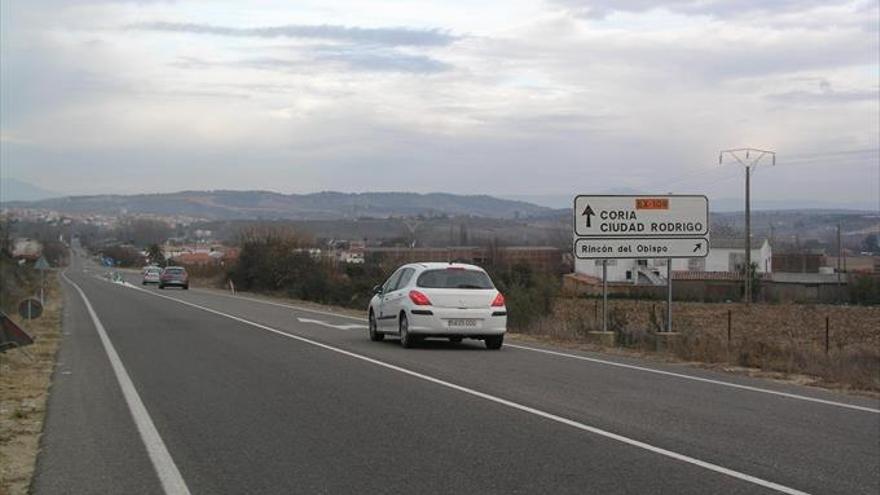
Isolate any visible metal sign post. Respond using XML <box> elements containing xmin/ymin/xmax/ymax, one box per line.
<box><xmin>602</xmin><ymin>260</ymin><xmax>608</xmax><ymax>332</ymax></box>
<box><xmin>35</xmin><ymin>256</ymin><xmax>50</xmax><ymax>305</ymax></box>
<box><xmin>666</xmin><ymin>261</ymin><xmax>673</xmax><ymax>332</ymax></box>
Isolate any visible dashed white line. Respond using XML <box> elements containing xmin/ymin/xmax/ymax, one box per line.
<box><xmin>124</xmin><ymin>281</ymin><xmax>810</xmax><ymax>495</ymax></box>
<box><xmin>297</xmin><ymin>317</ymin><xmax>367</xmax><ymax>330</ymax></box>
<box><xmin>63</xmin><ymin>271</ymin><xmax>191</xmax><ymax>495</ymax></box>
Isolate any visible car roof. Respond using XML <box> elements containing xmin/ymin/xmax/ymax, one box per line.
<box><xmin>404</xmin><ymin>262</ymin><xmax>486</xmax><ymax>272</ymax></box>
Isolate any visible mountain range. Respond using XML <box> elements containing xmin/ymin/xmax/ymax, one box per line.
<box><xmin>5</xmin><ymin>184</ymin><xmax>875</xmax><ymax>221</ymax></box>
<box><xmin>5</xmin><ymin>190</ymin><xmax>556</xmax><ymax>220</ymax></box>
<box><xmin>0</xmin><ymin>178</ymin><xmax>60</xmax><ymax>202</ymax></box>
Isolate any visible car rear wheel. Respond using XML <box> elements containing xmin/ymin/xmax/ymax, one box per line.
<box><xmin>158</xmin><ymin>284</ymin><xmax>165</xmax><ymax>289</ymax></box>
<box><xmin>368</xmin><ymin>312</ymin><xmax>384</xmax><ymax>342</ymax></box>
<box><xmin>485</xmin><ymin>335</ymin><xmax>504</xmax><ymax>350</ymax></box>
<box><xmin>399</xmin><ymin>314</ymin><xmax>416</xmax><ymax>348</ymax></box>
<box><xmin>183</xmin><ymin>284</ymin><xmax>189</xmax><ymax>290</ymax></box>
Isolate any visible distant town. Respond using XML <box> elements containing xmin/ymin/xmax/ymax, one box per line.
<box><xmin>3</xmin><ymin>190</ymin><xmax>878</xmax><ymax>306</ymax></box>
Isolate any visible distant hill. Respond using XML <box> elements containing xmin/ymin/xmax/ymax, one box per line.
<box><xmin>0</xmin><ymin>178</ymin><xmax>60</xmax><ymax>202</ymax></box>
<box><xmin>8</xmin><ymin>190</ymin><xmax>554</xmax><ymax>220</ymax></box>
<box><xmin>502</xmin><ymin>193</ymin><xmax>877</xmax><ymax>212</ymax></box>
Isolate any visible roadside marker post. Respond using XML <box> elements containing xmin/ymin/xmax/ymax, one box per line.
<box><xmin>573</xmin><ymin>195</ymin><xmax>710</xmax><ymax>335</ymax></box>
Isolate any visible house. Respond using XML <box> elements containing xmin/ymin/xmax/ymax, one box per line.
<box><xmin>11</xmin><ymin>238</ymin><xmax>43</xmax><ymax>261</ymax></box>
<box><xmin>772</xmin><ymin>250</ymin><xmax>825</xmax><ymax>273</ymax></box>
<box><xmin>573</xmin><ymin>237</ymin><xmax>772</xmax><ymax>284</ymax></box>
<box><xmin>681</xmin><ymin>237</ymin><xmax>772</xmax><ymax>274</ymax></box>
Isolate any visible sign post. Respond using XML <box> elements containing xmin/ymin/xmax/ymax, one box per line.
<box><xmin>666</xmin><ymin>261</ymin><xmax>673</xmax><ymax>332</ymax></box>
<box><xmin>35</xmin><ymin>256</ymin><xmax>50</xmax><ymax>305</ymax></box>
<box><xmin>602</xmin><ymin>260</ymin><xmax>608</xmax><ymax>332</ymax></box>
<box><xmin>573</xmin><ymin>195</ymin><xmax>709</xmax><ymax>334</ymax></box>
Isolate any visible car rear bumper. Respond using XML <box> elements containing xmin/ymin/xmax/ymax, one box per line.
<box><xmin>407</xmin><ymin>307</ymin><xmax>506</xmax><ymax>336</ymax></box>
<box><xmin>160</xmin><ymin>280</ymin><xmax>188</xmax><ymax>286</ymax></box>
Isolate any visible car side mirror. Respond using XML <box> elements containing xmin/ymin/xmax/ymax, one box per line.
<box><xmin>373</xmin><ymin>285</ymin><xmax>383</xmax><ymax>295</ymax></box>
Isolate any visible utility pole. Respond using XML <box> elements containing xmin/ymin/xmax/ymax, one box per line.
<box><xmin>836</xmin><ymin>224</ymin><xmax>843</xmax><ymax>287</ymax></box>
<box><xmin>402</xmin><ymin>219</ymin><xmax>424</xmax><ymax>248</ymax></box>
<box><xmin>720</xmin><ymin>148</ymin><xmax>776</xmax><ymax>304</ymax></box>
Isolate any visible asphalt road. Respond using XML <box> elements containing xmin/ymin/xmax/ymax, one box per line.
<box><xmin>32</xmin><ymin>254</ymin><xmax>880</xmax><ymax>494</ymax></box>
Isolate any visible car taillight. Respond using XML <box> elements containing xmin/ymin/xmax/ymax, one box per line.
<box><xmin>409</xmin><ymin>290</ymin><xmax>432</xmax><ymax>306</ymax></box>
<box><xmin>491</xmin><ymin>292</ymin><xmax>505</xmax><ymax>307</ymax></box>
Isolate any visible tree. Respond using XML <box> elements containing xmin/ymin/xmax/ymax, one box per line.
<box><xmin>114</xmin><ymin>218</ymin><xmax>172</xmax><ymax>247</ymax></box>
<box><xmin>146</xmin><ymin>244</ymin><xmax>166</xmax><ymax>266</ymax></box>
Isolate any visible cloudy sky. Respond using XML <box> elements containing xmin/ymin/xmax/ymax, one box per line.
<box><xmin>1</xmin><ymin>0</ymin><xmax>878</xmax><ymax>208</ymax></box>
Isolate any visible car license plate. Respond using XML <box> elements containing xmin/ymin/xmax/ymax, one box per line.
<box><xmin>447</xmin><ymin>318</ymin><xmax>478</xmax><ymax>328</ymax></box>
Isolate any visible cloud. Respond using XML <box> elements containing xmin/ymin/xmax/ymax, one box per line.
<box><xmin>311</xmin><ymin>45</ymin><xmax>452</xmax><ymax>73</ymax></box>
<box><xmin>766</xmin><ymin>87</ymin><xmax>879</xmax><ymax>105</ymax></box>
<box><xmin>1</xmin><ymin>0</ymin><xmax>877</xmax><ymax>206</ymax></box>
<box><xmin>552</xmin><ymin>0</ymin><xmax>859</xmax><ymax>19</ymax></box>
<box><xmin>173</xmin><ymin>50</ymin><xmax>452</xmax><ymax>75</ymax></box>
<box><xmin>127</xmin><ymin>21</ymin><xmax>458</xmax><ymax>47</ymax></box>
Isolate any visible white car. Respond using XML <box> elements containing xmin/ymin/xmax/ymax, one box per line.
<box><xmin>367</xmin><ymin>262</ymin><xmax>507</xmax><ymax>349</ymax></box>
<box><xmin>142</xmin><ymin>267</ymin><xmax>162</xmax><ymax>285</ymax></box>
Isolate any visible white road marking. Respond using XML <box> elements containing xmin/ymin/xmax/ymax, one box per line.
<box><xmin>506</xmin><ymin>344</ymin><xmax>880</xmax><ymax>414</ymax></box>
<box><xmin>125</xmin><ymin>282</ymin><xmax>810</xmax><ymax>495</ymax></box>
<box><xmin>190</xmin><ymin>288</ymin><xmax>366</xmax><ymax>322</ymax></box>
<box><xmin>296</xmin><ymin>317</ymin><xmax>366</xmax><ymax>330</ymax></box>
<box><xmin>138</xmin><ymin>282</ymin><xmax>880</xmax><ymax>414</ymax></box>
<box><xmin>62</xmin><ymin>272</ymin><xmax>191</xmax><ymax>495</ymax></box>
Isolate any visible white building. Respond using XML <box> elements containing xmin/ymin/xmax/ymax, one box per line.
<box><xmin>574</xmin><ymin>237</ymin><xmax>772</xmax><ymax>284</ymax></box>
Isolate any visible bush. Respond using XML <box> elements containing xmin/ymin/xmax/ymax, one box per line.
<box><xmin>487</xmin><ymin>262</ymin><xmax>560</xmax><ymax>330</ymax></box>
<box><xmin>228</xmin><ymin>226</ymin><xmax>390</xmax><ymax>309</ymax></box>
<box><xmin>848</xmin><ymin>274</ymin><xmax>880</xmax><ymax>305</ymax></box>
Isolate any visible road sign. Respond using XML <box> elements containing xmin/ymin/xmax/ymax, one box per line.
<box><xmin>574</xmin><ymin>195</ymin><xmax>708</xmax><ymax>238</ymax></box>
<box><xmin>18</xmin><ymin>299</ymin><xmax>43</xmax><ymax>320</ymax></box>
<box><xmin>35</xmin><ymin>256</ymin><xmax>50</xmax><ymax>270</ymax></box>
<box><xmin>575</xmin><ymin>237</ymin><xmax>709</xmax><ymax>260</ymax></box>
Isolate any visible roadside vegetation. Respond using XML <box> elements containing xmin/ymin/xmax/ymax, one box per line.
<box><xmin>224</xmin><ymin>226</ymin><xmax>561</xmax><ymax>323</ymax></box>
<box><xmin>0</xmin><ymin>227</ymin><xmax>64</xmax><ymax>494</ymax></box>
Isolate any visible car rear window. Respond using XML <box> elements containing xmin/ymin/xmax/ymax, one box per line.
<box><xmin>416</xmin><ymin>268</ymin><xmax>494</xmax><ymax>289</ymax></box>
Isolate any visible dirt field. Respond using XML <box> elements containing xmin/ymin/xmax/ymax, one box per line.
<box><xmin>520</xmin><ymin>297</ymin><xmax>880</xmax><ymax>392</ymax></box>
<box><xmin>0</xmin><ymin>276</ymin><xmax>62</xmax><ymax>495</ymax></box>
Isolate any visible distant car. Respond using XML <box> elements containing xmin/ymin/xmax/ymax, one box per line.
<box><xmin>367</xmin><ymin>262</ymin><xmax>507</xmax><ymax>349</ymax></box>
<box><xmin>159</xmin><ymin>266</ymin><xmax>189</xmax><ymax>290</ymax></box>
<box><xmin>142</xmin><ymin>267</ymin><xmax>162</xmax><ymax>285</ymax></box>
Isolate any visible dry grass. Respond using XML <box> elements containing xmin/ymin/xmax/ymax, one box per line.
<box><xmin>514</xmin><ymin>298</ymin><xmax>880</xmax><ymax>394</ymax></box>
<box><xmin>0</xmin><ymin>276</ymin><xmax>62</xmax><ymax>495</ymax></box>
